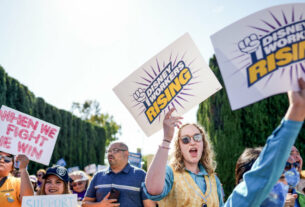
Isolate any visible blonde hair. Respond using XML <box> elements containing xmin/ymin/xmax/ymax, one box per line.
<box><xmin>171</xmin><ymin>123</ymin><xmax>216</xmax><ymax>174</ymax></box>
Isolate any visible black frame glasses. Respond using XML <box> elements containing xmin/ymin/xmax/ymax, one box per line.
<box><xmin>180</xmin><ymin>133</ymin><xmax>203</xmax><ymax>144</ymax></box>
<box><xmin>107</xmin><ymin>148</ymin><xmax>127</xmax><ymax>154</ymax></box>
<box><xmin>0</xmin><ymin>155</ymin><xmax>13</xmax><ymax>163</ymax></box>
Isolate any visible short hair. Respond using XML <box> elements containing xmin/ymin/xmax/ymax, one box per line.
<box><xmin>235</xmin><ymin>147</ymin><xmax>262</xmax><ymax>185</ymax></box>
<box><xmin>109</xmin><ymin>141</ymin><xmax>129</xmax><ymax>151</ymax></box>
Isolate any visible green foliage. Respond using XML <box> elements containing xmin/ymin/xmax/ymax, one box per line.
<box><xmin>0</xmin><ymin>66</ymin><xmax>106</xmax><ymax>174</ymax></box>
<box><xmin>197</xmin><ymin>56</ymin><xmax>304</xmax><ymax>198</ymax></box>
<box><xmin>71</xmin><ymin>100</ymin><xmax>121</xmax><ymax>146</ymax></box>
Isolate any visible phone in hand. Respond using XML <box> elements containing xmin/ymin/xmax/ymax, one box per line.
<box><xmin>109</xmin><ymin>188</ymin><xmax>120</xmax><ymax>200</ymax></box>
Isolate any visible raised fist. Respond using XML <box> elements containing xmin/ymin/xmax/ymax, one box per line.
<box><xmin>238</xmin><ymin>34</ymin><xmax>260</xmax><ymax>54</ymax></box>
<box><xmin>133</xmin><ymin>88</ymin><xmax>147</xmax><ymax>103</ymax></box>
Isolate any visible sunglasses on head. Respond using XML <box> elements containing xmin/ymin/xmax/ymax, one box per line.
<box><xmin>180</xmin><ymin>133</ymin><xmax>203</xmax><ymax>144</ymax></box>
<box><xmin>72</xmin><ymin>181</ymin><xmax>85</xmax><ymax>187</ymax></box>
<box><xmin>285</xmin><ymin>162</ymin><xmax>300</xmax><ymax>170</ymax></box>
<box><xmin>0</xmin><ymin>155</ymin><xmax>13</xmax><ymax>163</ymax></box>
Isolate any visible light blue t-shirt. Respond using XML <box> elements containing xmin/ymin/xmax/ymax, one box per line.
<box><xmin>225</xmin><ymin>119</ymin><xmax>303</xmax><ymax>207</ymax></box>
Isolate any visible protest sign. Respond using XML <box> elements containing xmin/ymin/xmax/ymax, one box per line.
<box><xmin>0</xmin><ymin>105</ymin><xmax>60</xmax><ymax>165</ymax></box>
<box><xmin>128</xmin><ymin>152</ymin><xmax>142</xmax><ymax>168</ymax></box>
<box><xmin>97</xmin><ymin>164</ymin><xmax>107</xmax><ymax>171</ymax></box>
<box><xmin>211</xmin><ymin>3</ymin><xmax>305</xmax><ymax>110</ymax></box>
<box><xmin>114</xmin><ymin>33</ymin><xmax>222</xmax><ymax>136</ymax></box>
<box><xmin>84</xmin><ymin>163</ymin><xmax>96</xmax><ymax>174</ymax></box>
<box><xmin>22</xmin><ymin>194</ymin><xmax>77</xmax><ymax>207</ymax></box>
<box><xmin>68</xmin><ymin>166</ymin><xmax>80</xmax><ymax>173</ymax></box>
<box><xmin>56</xmin><ymin>158</ymin><xmax>66</xmax><ymax>167</ymax></box>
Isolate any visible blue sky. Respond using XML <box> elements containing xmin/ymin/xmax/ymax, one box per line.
<box><xmin>0</xmin><ymin>0</ymin><xmax>303</xmax><ymax>156</ymax></box>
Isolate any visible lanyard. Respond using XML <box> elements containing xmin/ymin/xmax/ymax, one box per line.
<box><xmin>0</xmin><ymin>176</ymin><xmax>7</xmax><ymax>188</ymax></box>
<box><xmin>182</xmin><ymin>173</ymin><xmax>211</xmax><ymax>207</ymax></box>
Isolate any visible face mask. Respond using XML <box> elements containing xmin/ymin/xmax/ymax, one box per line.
<box><xmin>285</xmin><ymin>167</ymin><xmax>300</xmax><ymax>188</ymax></box>
<box><xmin>260</xmin><ymin>182</ymin><xmax>288</xmax><ymax>207</ymax></box>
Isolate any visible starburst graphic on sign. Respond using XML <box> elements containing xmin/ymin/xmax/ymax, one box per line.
<box><xmin>130</xmin><ymin>51</ymin><xmax>201</xmax><ymax>123</ymax></box>
<box><xmin>228</xmin><ymin>6</ymin><xmax>305</xmax><ymax>88</ymax></box>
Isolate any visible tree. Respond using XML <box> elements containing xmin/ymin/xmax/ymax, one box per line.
<box><xmin>71</xmin><ymin>100</ymin><xmax>121</xmax><ymax>146</ymax></box>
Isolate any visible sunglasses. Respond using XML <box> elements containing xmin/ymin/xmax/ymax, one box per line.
<box><xmin>72</xmin><ymin>181</ymin><xmax>85</xmax><ymax>187</ymax></box>
<box><xmin>285</xmin><ymin>162</ymin><xmax>300</xmax><ymax>170</ymax></box>
<box><xmin>0</xmin><ymin>155</ymin><xmax>13</xmax><ymax>163</ymax></box>
<box><xmin>180</xmin><ymin>133</ymin><xmax>203</xmax><ymax>144</ymax></box>
<box><xmin>107</xmin><ymin>148</ymin><xmax>127</xmax><ymax>154</ymax></box>
<box><xmin>37</xmin><ymin>174</ymin><xmax>44</xmax><ymax>177</ymax></box>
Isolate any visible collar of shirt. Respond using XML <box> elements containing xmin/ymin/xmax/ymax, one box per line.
<box><xmin>106</xmin><ymin>163</ymin><xmax>131</xmax><ymax>174</ymax></box>
<box><xmin>184</xmin><ymin>163</ymin><xmax>208</xmax><ymax>176</ymax></box>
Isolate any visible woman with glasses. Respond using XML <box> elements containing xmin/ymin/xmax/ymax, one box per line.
<box><xmin>0</xmin><ymin>151</ymin><xmax>34</xmax><ymax>207</ymax></box>
<box><xmin>70</xmin><ymin>170</ymin><xmax>90</xmax><ymax>201</ymax></box>
<box><xmin>35</xmin><ymin>169</ymin><xmax>46</xmax><ymax>192</ymax></box>
<box><xmin>144</xmin><ymin>108</ymin><xmax>224</xmax><ymax>207</ymax></box>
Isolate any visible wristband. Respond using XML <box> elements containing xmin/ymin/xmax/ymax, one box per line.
<box><xmin>159</xmin><ymin>145</ymin><xmax>170</xmax><ymax>150</ymax></box>
<box><xmin>163</xmin><ymin>139</ymin><xmax>171</xmax><ymax>143</ymax></box>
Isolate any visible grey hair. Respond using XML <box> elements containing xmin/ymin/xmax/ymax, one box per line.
<box><xmin>109</xmin><ymin>141</ymin><xmax>129</xmax><ymax>151</ymax></box>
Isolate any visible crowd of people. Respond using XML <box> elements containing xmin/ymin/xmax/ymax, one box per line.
<box><xmin>1</xmin><ymin>79</ymin><xmax>305</xmax><ymax>207</ymax></box>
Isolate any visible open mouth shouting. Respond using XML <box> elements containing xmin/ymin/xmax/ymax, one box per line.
<box><xmin>189</xmin><ymin>148</ymin><xmax>198</xmax><ymax>157</ymax></box>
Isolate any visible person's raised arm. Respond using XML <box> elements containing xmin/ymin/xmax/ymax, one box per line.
<box><xmin>16</xmin><ymin>154</ymin><xmax>34</xmax><ymax>202</ymax></box>
<box><xmin>145</xmin><ymin>108</ymin><xmax>182</xmax><ymax>195</ymax></box>
<box><xmin>285</xmin><ymin>78</ymin><xmax>305</xmax><ymax>121</ymax></box>
<box><xmin>224</xmin><ymin>78</ymin><xmax>305</xmax><ymax>207</ymax></box>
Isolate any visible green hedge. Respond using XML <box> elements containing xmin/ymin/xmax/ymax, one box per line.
<box><xmin>197</xmin><ymin>55</ymin><xmax>305</xmax><ymax>198</ymax></box>
<box><xmin>0</xmin><ymin>66</ymin><xmax>106</xmax><ymax>174</ymax></box>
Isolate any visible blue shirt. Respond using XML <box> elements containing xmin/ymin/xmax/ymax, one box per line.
<box><xmin>225</xmin><ymin>119</ymin><xmax>303</xmax><ymax>207</ymax></box>
<box><xmin>143</xmin><ymin>163</ymin><xmax>224</xmax><ymax>206</ymax></box>
<box><xmin>85</xmin><ymin>163</ymin><xmax>148</xmax><ymax>207</ymax></box>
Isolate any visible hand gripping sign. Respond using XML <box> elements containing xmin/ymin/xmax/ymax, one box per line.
<box><xmin>211</xmin><ymin>3</ymin><xmax>305</xmax><ymax>110</ymax></box>
<box><xmin>113</xmin><ymin>33</ymin><xmax>222</xmax><ymax>136</ymax></box>
<box><xmin>0</xmin><ymin>105</ymin><xmax>60</xmax><ymax>165</ymax></box>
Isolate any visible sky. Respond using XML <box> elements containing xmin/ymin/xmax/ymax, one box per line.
<box><xmin>0</xmin><ymin>0</ymin><xmax>303</xmax><ymax>157</ymax></box>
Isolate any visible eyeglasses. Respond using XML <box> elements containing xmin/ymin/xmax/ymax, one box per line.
<box><xmin>180</xmin><ymin>133</ymin><xmax>203</xmax><ymax>144</ymax></box>
<box><xmin>37</xmin><ymin>174</ymin><xmax>43</xmax><ymax>177</ymax></box>
<box><xmin>72</xmin><ymin>181</ymin><xmax>85</xmax><ymax>187</ymax></box>
<box><xmin>107</xmin><ymin>148</ymin><xmax>127</xmax><ymax>154</ymax></box>
<box><xmin>0</xmin><ymin>155</ymin><xmax>13</xmax><ymax>163</ymax></box>
<box><xmin>285</xmin><ymin>162</ymin><xmax>300</xmax><ymax>170</ymax></box>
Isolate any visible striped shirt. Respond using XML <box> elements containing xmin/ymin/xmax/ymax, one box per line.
<box><xmin>85</xmin><ymin>163</ymin><xmax>148</xmax><ymax>207</ymax></box>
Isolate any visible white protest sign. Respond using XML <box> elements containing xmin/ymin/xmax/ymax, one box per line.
<box><xmin>85</xmin><ymin>163</ymin><xmax>96</xmax><ymax>174</ymax></box>
<box><xmin>113</xmin><ymin>33</ymin><xmax>222</xmax><ymax>136</ymax></box>
<box><xmin>211</xmin><ymin>3</ymin><xmax>305</xmax><ymax>110</ymax></box>
<box><xmin>0</xmin><ymin>105</ymin><xmax>60</xmax><ymax>165</ymax></box>
<box><xmin>22</xmin><ymin>194</ymin><xmax>77</xmax><ymax>207</ymax></box>
<box><xmin>97</xmin><ymin>164</ymin><xmax>107</xmax><ymax>171</ymax></box>
<box><xmin>68</xmin><ymin>166</ymin><xmax>80</xmax><ymax>174</ymax></box>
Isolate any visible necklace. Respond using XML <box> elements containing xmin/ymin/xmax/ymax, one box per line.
<box><xmin>182</xmin><ymin>173</ymin><xmax>211</xmax><ymax>207</ymax></box>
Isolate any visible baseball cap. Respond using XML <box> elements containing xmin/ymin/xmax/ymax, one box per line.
<box><xmin>44</xmin><ymin>165</ymin><xmax>69</xmax><ymax>183</ymax></box>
